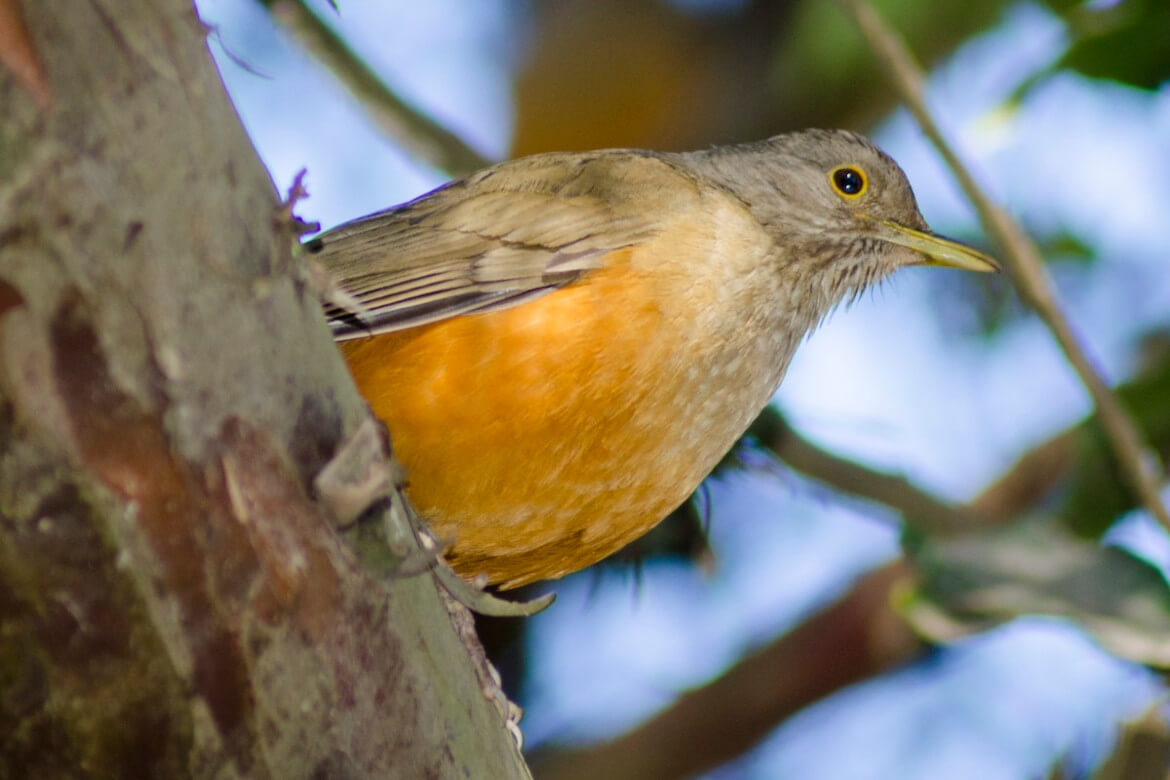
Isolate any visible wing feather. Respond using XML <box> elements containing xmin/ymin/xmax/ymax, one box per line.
<box><xmin>310</xmin><ymin>151</ymin><xmax>699</xmax><ymax>338</ymax></box>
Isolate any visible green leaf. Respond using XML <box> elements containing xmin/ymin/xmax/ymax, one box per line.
<box><xmin>900</xmin><ymin>518</ymin><xmax>1170</xmax><ymax>667</ymax></box>
<box><xmin>1054</xmin><ymin>0</ymin><xmax>1170</xmax><ymax>89</ymax></box>
<box><xmin>1037</xmin><ymin>230</ymin><xmax>1095</xmax><ymax>265</ymax></box>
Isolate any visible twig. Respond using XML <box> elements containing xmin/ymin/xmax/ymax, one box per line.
<box><xmin>262</xmin><ymin>0</ymin><xmax>491</xmax><ymax>175</ymax></box>
<box><xmin>752</xmin><ymin>408</ymin><xmax>979</xmax><ymax>534</ymax></box>
<box><xmin>972</xmin><ymin>428</ymin><xmax>1079</xmax><ymax>519</ymax></box>
<box><xmin>838</xmin><ymin>0</ymin><xmax>1169</xmax><ymax>530</ymax></box>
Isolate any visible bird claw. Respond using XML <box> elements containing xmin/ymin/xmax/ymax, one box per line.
<box><xmin>433</xmin><ymin>564</ymin><xmax>556</xmax><ymax>618</ymax></box>
<box><xmin>314</xmin><ymin>417</ymin><xmax>399</xmax><ymax>527</ymax></box>
<box><xmin>400</xmin><ymin>495</ymin><xmax>556</xmax><ymax>617</ymax></box>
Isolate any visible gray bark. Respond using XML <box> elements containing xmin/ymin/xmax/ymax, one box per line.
<box><xmin>0</xmin><ymin>1</ymin><xmax>527</xmax><ymax>776</ymax></box>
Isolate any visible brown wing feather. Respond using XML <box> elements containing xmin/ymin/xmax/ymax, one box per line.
<box><xmin>309</xmin><ymin>151</ymin><xmax>698</xmax><ymax>339</ymax></box>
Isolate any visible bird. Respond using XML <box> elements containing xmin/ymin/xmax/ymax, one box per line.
<box><xmin>308</xmin><ymin>129</ymin><xmax>998</xmax><ymax>589</ymax></box>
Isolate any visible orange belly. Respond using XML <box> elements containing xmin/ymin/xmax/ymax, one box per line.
<box><xmin>342</xmin><ymin>249</ymin><xmax>757</xmax><ymax>587</ymax></box>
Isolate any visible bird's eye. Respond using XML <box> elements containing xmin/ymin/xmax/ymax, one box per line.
<box><xmin>829</xmin><ymin>166</ymin><xmax>867</xmax><ymax>199</ymax></box>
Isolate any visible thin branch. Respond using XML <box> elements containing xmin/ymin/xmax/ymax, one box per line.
<box><xmin>751</xmin><ymin>408</ymin><xmax>979</xmax><ymax>534</ymax></box>
<box><xmin>761</xmin><ymin>409</ymin><xmax>1091</xmax><ymax>530</ymax></box>
<box><xmin>262</xmin><ymin>0</ymin><xmax>491</xmax><ymax>175</ymax></box>
<box><xmin>837</xmin><ymin>0</ymin><xmax>1169</xmax><ymax>530</ymax></box>
<box><xmin>531</xmin><ymin>562</ymin><xmax>917</xmax><ymax>780</ymax></box>
<box><xmin>972</xmin><ymin>428</ymin><xmax>1079</xmax><ymax>519</ymax></box>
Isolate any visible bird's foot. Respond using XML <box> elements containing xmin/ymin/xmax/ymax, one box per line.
<box><xmin>314</xmin><ymin>417</ymin><xmax>398</xmax><ymax>527</ymax></box>
<box><xmin>432</xmin><ymin>564</ymin><xmax>555</xmax><ymax>618</ymax></box>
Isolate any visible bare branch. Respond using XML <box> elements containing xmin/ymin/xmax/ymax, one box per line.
<box><xmin>972</xmin><ymin>429</ymin><xmax>1079</xmax><ymax>519</ymax></box>
<box><xmin>836</xmin><ymin>0</ymin><xmax>1169</xmax><ymax>530</ymax></box>
<box><xmin>752</xmin><ymin>408</ymin><xmax>979</xmax><ymax>534</ymax></box>
<box><xmin>531</xmin><ymin>562</ymin><xmax>917</xmax><ymax>780</ymax></box>
<box><xmin>262</xmin><ymin>0</ymin><xmax>491</xmax><ymax>175</ymax></box>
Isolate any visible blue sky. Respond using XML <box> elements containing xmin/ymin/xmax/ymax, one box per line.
<box><xmin>197</xmin><ymin>1</ymin><xmax>1170</xmax><ymax>775</ymax></box>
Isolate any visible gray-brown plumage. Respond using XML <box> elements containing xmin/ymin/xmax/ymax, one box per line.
<box><xmin>313</xmin><ymin>130</ymin><xmax>997</xmax><ymax>587</ymax></box>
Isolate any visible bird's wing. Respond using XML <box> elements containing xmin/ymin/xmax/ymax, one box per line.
<box><xmin>309</xmin><ymin>151</ymin><xmax>696</xmax><ymax>339</ymax></box>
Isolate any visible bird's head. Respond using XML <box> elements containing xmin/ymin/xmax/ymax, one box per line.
<box><xmin>682</xmin><ymin>129</ymin><xmax>998</xmax><ymax>308</ymax></box>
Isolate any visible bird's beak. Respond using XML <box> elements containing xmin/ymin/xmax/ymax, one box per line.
<box><xmin>877</xmin><ymin>220</ymin><xmax>1000</xmax><ymax>273</ymax></box>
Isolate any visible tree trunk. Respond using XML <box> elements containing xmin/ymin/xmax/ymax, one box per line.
<box><xmin>0</xmin><ymin>1</ymin><xmax>527</xmax><ymax>776</ymax></box>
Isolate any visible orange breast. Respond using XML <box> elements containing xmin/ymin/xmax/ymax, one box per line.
<box><xmin>342</xmin><ymin>246</ymin><xmax>724</xmax><ymax>587</ymax></box>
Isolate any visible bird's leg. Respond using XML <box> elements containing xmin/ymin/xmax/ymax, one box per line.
<box><xmin>403</xmin><ymin>497</ymin><xmax>556</xmax><ymax>618</ymax></box>
<box><xmin>316</xmin><ymin>416</ymin><xmax>555</xmax><ymax>617</ymax></box>
<box><xmin>313</xmin><ymin>417</ymin><xmax>399</xmax><ymax>527</ymax></box>
<box><xmin>316</xmin><ymin>416</ymin><xmax>450</xmax><ymax>581</ymax></box>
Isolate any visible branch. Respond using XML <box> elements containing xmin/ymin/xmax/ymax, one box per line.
<box><xmin>1093</xmin><ymin>706</ymin><xmax>1170</xmax><ymax>780</ymax></box>
<box><xmin>837</xmin><ymin>0</ymin><xmax>1169</xmax><ymax>530</ymax></box>
<box><xmin>762</xmin><ymin>340</ymin><xmax>1170</xmax><ymax>534</ymax></box>
<box><xmin>531</xmin><ymin>562</ymin><xmax>918</xmax><ymax>780</ymax></box>
<box><xmin>750</xmin><ymin>408</ymin><xmax>979</xmax><ymax>534</ymax></box>
<box><xmin>262</xmin><ymin>0</ymin><xmax>491</xmax><ymax>175</ymax></box>
<box><xmin>758</xmin><ymin>409</ymin><xmax>1077</xmax><ymax>529</ymax></box>
<box><xmin>0</xmin><ymin>2</ymin><xmax>525</xmax><ymax>774</ymax></box>
<box><xmin>973</xmin><ymin>428</ymin><xmax>1079</xmax><ymax>519</ymax></box>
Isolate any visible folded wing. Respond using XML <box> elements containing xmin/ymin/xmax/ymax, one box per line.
<box><xmin>309</xmin><ymin>151</ymin><xmax>696</xmax><ymax>339</ymax></box>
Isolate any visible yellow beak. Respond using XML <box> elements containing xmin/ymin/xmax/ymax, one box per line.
<box><xmin>879</xmin><ymin>220</ymin><xmax>1000</xmax><ymax>273</ymax></box>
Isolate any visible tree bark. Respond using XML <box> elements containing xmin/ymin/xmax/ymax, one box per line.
<box><xmin>0</xmin><ymin>1</ymin><xmax>527</xmax><ymax>776</ymax></box>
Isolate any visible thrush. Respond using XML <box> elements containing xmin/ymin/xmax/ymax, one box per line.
<box><xmin>309</xmin><ymin>129</ymin><xmax>997</xmax><ymax>588</ymax></box>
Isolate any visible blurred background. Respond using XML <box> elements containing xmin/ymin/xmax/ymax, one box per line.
<box><xmin>196</xmin><ymin>1</ymin><xmax>1170</xmax><ymax>777</ymax></box>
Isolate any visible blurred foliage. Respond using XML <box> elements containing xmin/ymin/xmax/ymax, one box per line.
<box><xmin>514</xmin><ymin>0</ymin><xmax>1019</xmax><ymax>154</ymax></box>
<box><xmin>767</xmin><ymin>0</ymin><xmax>1008</xmax><ymax>130</ymax></box>
<box><xmin>1051</xmin><ymin>0</ymin><xmax>1170</xmax><ymax>90</ymax></box>
<box><xmin>1038</xmin><ymin>230</ymin><xmax>1097</xmax><ymax>266</ymax></box>
<box><xmin>511</xmin><ymin>0</ymin><xmax>1168</xmax><ymax>201</ymax></box>
<box><xmin>1009</xmin><ymin>0</ymin><xmax>1170</xmax><ymax>106</ymax></box>
<box><xmin>901</xmin><ymin>518</ymin><xmax>1170</xmax><ymax>667</ymax></box>
<box><xmin>514</xmin><ymin>0</ymin><xmax>1142</xmax><ymax>157</ymax></box>
<box><xmin>1063</xmin><ymin>333</ymin><xmax>1170</xmax><ymax>537</ymax></box>
<box><xmin>513</xmin><ymin>0</ymin><xmax>792</xmax><ymax>154</ymax></box>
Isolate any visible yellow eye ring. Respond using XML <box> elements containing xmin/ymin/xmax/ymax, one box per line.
<box><xmin>829</xmin><ymin>165</ymin><xmax>867</xmax><ymax>199</ymax></box>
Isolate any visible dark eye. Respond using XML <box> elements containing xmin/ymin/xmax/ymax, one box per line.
<box><xmin>830</xmin><ymin>166</ymin><xmax>867</xmax><ymax>198</ymax></box>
